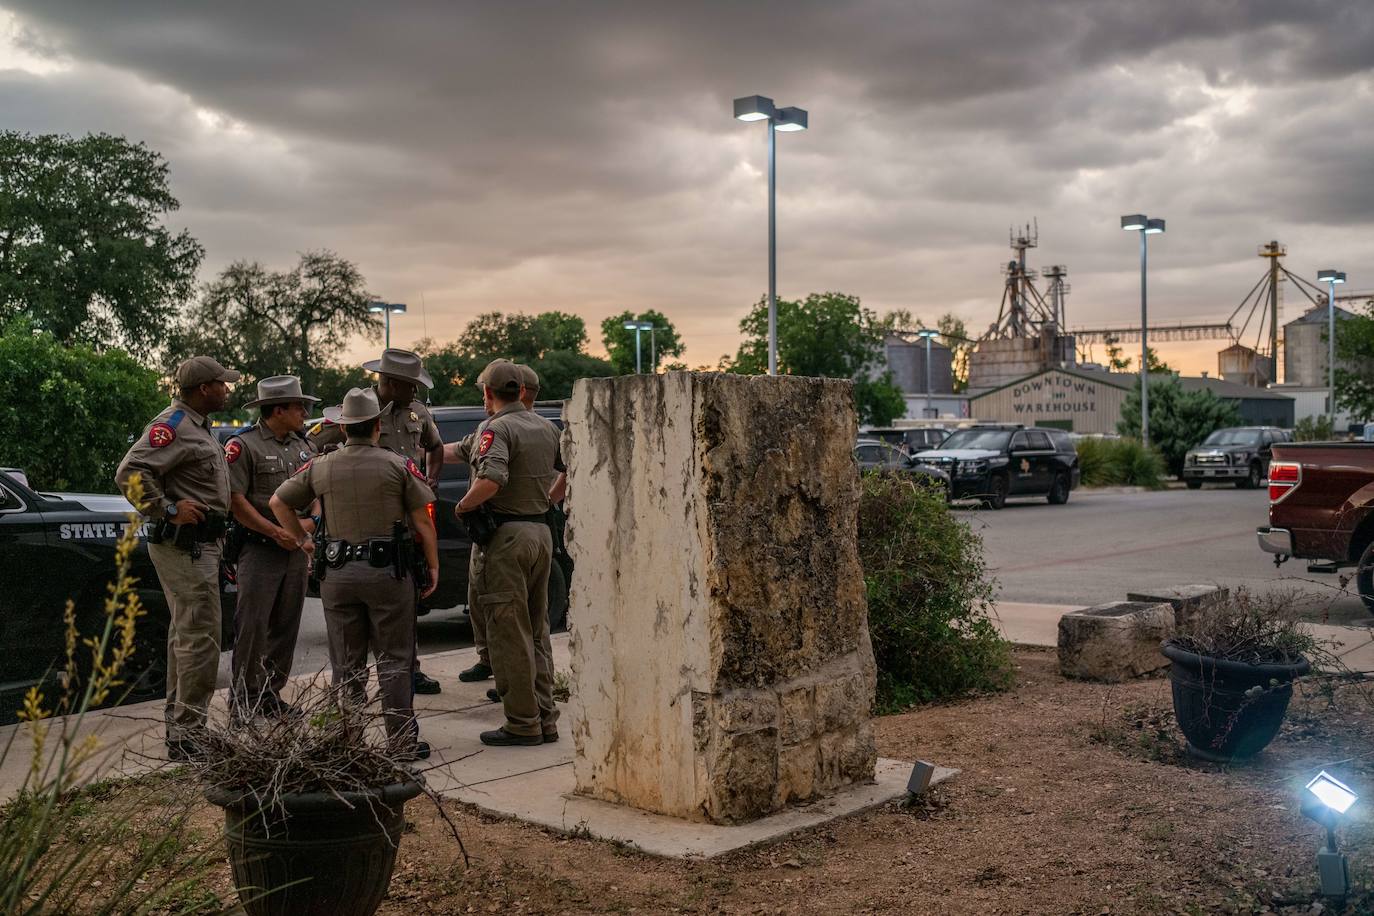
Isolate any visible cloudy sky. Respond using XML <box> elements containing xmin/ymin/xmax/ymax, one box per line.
<box><xmin>3</xmin><ymin>1</ymin><xmax>1372</xmax><ymax>375</ymax></box>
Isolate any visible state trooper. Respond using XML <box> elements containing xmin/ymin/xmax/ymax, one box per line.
<box><xmin>115</xmin><ymin>355</ymin><xmax>239</xmax><ymax>760</ymax></box>
<box><xmin>311</xmin><ymin>347</ymin><xmax>445</xmax><ymax>695</ymax></box>
<box><xmin>225</xmin><ymin>376</ymin><xmax>319</xmax><ymax>718</ymax></box>
<box><xmin>271</xmin><ymin>387</ymin><xmax>439</xmax><ymax>759</ymax></box>
<box><xmin>456</xmin><ymin>361</ymin><xmax>560</xmax><ymax>746</ymax></box>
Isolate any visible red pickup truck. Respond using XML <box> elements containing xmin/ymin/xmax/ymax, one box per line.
<box><xmin>1257</xmin><ymin>442</ymin><xmax>1374</xmax><ymax>608</ymax></box>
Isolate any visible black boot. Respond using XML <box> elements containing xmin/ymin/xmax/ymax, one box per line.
<box><xmin>458</xmin><ymin>661</ymin><xmax>493</xmax><ymax>682</ymax></box>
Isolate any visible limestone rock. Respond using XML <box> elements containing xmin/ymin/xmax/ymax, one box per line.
<box><xmin>1057</xmin><ymin>601</ymin><xmax>1173</xmax><ymax>682</ymax></box>
<box><xmin>565</xmin><ymin>372</ymin><xmax>877</xmax><ymax>824</ymax></box>
<box><xmin>1125</xmin><ymin>585</ymin><xmax>1228</xmax><ymax>630</ymax></box>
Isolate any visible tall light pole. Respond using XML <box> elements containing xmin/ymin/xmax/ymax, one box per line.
<box><xmin>1120</xmin><ymin>215</ymin><xmax>1165</xmax><ymax>448</ymax></box>
<box><xmin>917</xmin><ymin>329</ymin><xmax>940</xmax><ymax>419</ymax></box>
<box><xmin>1318</xmin><ymin>269</ymin><xmax>1347</xmax><ymax>416</ymax></box>
<box><xmin>623</xmin><ymin>320</ymin><xmax>651</xmax><ymax>374</ymax></box>
<box><xmin>734</xmin><ymin>94</ymin><xmax>808</xmax><ymax>377</ymax></box>
<box><xmin>368</xmin><ymin>300</ymin><xmax>407</xmax><ymax>349</ymax></box>
<box><xmin>643</xmin><ymin>322</ymin><xmax>659</xmax><ymax>372</ymax></box>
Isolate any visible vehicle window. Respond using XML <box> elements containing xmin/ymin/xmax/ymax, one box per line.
<box><xmin>1009</xmin><ymin>431</ymin><xmax>1029</xmax><ymax>451</ymax></box>
<box><xmin>437</xmin><ymin>418</ymin><xmax>483</xmax><ymax>480</ymax></box>
<box><xmin>1203</xmin><ymin>429</ymin><xmax>1262</xmax><ymax>447</ymax></box>
<box><xmin>881</xmin><ymin>445</ymin><xmax>906</xmax><ymax>467</ymax></box>
<box><xmin>854</xmin><ymin>445</ymin><xmax>880</xmax><ymax>463</ymax></box>
<box><xmin>0</xmin><ymin>485</ymin><xmax>20</xmax><ymax>512</ymax></box>
<box><xmin>939</xmin><ymin>429</ymin><xmax>1013</xmax><ymax>451</ymax></box>
<box><xmin>1025</xmin><ymin>431</ymin><xmax>1052</xmax><ymax>450</ymax></box>
<box><xmin>1047</xmin><ymin>430</ymin><xmax>1073</xmax><ymax>452</ymax></box>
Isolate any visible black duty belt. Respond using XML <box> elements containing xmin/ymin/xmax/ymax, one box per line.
<box><xmin>323</xmin><ymin>537</ymin><xmax>401</xmax><ymax>570</ymax></box>
<box><xmin>491</xmin><ymin>512</ymin><xmax>549</xmax><ymax>526</ymax></box>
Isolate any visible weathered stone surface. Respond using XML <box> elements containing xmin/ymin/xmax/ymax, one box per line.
<box><xmin>1126</xmin><ymin>585</ymin><xmax>1228</xmax><ymax>629</ymax></box>
<box><xmin>566</xmin><ymin>372</ymin><xmax>877</xmax><ymax>823</ymax></box>
<box><xmin>1057</xmin><ymin>601</ymin><xmax>1173</xmax><ymax>682</ymax></box>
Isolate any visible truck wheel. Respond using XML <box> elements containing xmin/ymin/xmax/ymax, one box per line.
<box><xmin>547</xmin><ymin>559</ymin><xmax>569</xmax><ymax>632</ymax></box>
<box><xmin>983</xmin><ymin>474</ymin><xmax>1008</xmax><ymax>510</ymax></box>
<box><xmin>1047</xmin><ymin>471</ymin><xmax>1071</xmax><ymax>505</ymax></box>
<box><xmin>1357</xmin><ymin>542</ymin><xmax>1374</xmax><ymax>612</ymax></box>
<box><xmin>1237</xmin><ymin>462</ymin><xmax>1262</xmax><ymax>490</ymax></box>
<box><xmin>1185</xmin><ymin>479</ymin><xmax>1202</xmax><ymax>490</ymax></box>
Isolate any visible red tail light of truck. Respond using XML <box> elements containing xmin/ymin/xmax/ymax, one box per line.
<box><xmin>1268</xmin><ymin>461</ymin><xmax>1301</xmax><ymax>503</ymax></box>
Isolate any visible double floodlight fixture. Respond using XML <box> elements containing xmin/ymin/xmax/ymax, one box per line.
<box><xmin>1317</xmin><ymin>269</ymin><xmax>1348</xmax><ymax>285</ymax></box>
<box><xmin>733</xmin><ymin>95</ymin><xmax>808</xmax><ymax>131</ymax></box>
<box><xmin>1301</xmin><ymin>770</ymin><xmax>1358</xmax><ymax>900</ymax></box>
<box><xmin>368</xmin><ymin>301</ymin><xmax>407</xmax><ymax>315</ymax></box>
<box><xmin>1120</xmin><ymin>214</ymin><xmax>1165</xmax><ymax>234</ymax></box>
<box><xmin>623</xmin><ymin>320</ymin><xmax>654</xmax><ymax>331</ymax></box>
<box><xmin>916</xmin><ymin>329</ymin><xmax>940</xmax><ymax>339</ymax></box>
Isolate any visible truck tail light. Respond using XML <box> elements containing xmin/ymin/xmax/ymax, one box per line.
<box><xmin>1269</xmin><ymin>461</ymin><xmax>1301</xmax><ymax>503</ymax></box>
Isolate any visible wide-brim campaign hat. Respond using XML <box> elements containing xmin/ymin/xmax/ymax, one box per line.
<box><xmin>361</xmin><ymin>348</ymin><xmax>433</xmax><ymax>390</ymax></box>
<box><xmin>243</xmin><ymin>375</ymin><xmax>321</xmax><ymax>409</ymax></box>
<box><xmin>322</xmin><ymin>388</ymin><xmax>392</xmax><ymax>425</ymax></box>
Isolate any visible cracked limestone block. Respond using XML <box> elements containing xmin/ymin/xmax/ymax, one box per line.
<box><xmin>565</xmin><ymin>372</ymin><xmax>876</xmax><ymax>824</ymax></box>
<box><xmin>1057</xmin><ymin>601</ymin><xmax>1174</xmax><ymax>682</ymax></box>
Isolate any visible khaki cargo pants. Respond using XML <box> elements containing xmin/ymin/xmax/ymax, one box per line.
<box><xmin>148</xmin><ymin>541</ymin><xmax>223</xmax><ymax>742</ymax></box>
<box><xmin>467</xmin><ymin>545</ymin><xmax>488</xmax><ymax>666</ymax></box>
<box><xmin>479</xmin><ymin>521</ymin><xmax>557</xmax><ymax>738</ymax></box>
<box><xmin>231</xmin><ymin>541</ymin><xmax>308</xmax><ymax>709</ymax></box>
<box><xmin>321</xmin><ymin>563</ymin><xmax>417</xmax><ymax>742</ymax></box>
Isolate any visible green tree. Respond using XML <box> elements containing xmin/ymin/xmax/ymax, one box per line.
<box><xmin>458</xmin><ymin>311</ymin><xmax>590</xmax><ymax>364</ymax></box>
<box><xmin>1116</xmin><ymin>376</ymin><xmax>1241</xmax><ymax>475</ymax></box>
<box><xmin>732</xmin><ymin>292</ymin><xmax>906</xmax><ymax>425</ymax></box>
<box><xmin>0</xmin><ymin>132</ymin><xmax>204</xmax><ymax>356</ymax></box>
<box><xmin>600</xmin><ymin>310</ymin><xmax>684</xmax><ymax>374</ymax></box>
<box><xmin>1335</xmin><ymin>296</ymin><xmax>1374</xmax><ymax>418</ymax></box>
<box><xmin>1105</xmin><ymin>341</ymin><xmax>1172</xmax><ymax>373</ymax></box>
<box><xmin>166</xmin><ymin>251</ymin><xmax>379</xmax><ymax>408</ymax></box>
<box><xmin>0</xmin><ymin>321</ymin><xmax>164</xmax><ymax>491</ymax></box>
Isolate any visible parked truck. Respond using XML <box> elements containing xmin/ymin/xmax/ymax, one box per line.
<box><xmin>1256</xmin><ymin>442</ymin><xmax>1374</xmax><ymax>609</ymax></box>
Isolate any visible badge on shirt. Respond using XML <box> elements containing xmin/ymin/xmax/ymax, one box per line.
<box><xmin>225</xmin><ymin>439</ymin><xmax>243</xmax><ymax>464</ymax></box>
<box><xmin>478</xmin><ymin>430</ymin><xmax>495</xmax><ymax>456</ymax></box>
<box><xmin>405</xmin><ymin>458</ymin><xmax>426</xmax><ymax>480</ymax></box>
<box><xmin>149</xmin><ymin>423</ymin><xmax>176</xmax><ymax>448</ymax></box>
<box><xmin>410</xmin><ymin>410</ymin><xmax>418</xmax><ymax>422</ymax></box>
<box><xmin>299</xmin><ymin>449</ymin><xmax>310</xmax><ymax>461</ymax></box>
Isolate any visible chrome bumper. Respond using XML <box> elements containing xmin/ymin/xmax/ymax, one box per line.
<box><xmin>1256</xmin><ymin>526</ymin><xmax>1293</xmax><ymax>556</ymax></box>
<box><xmin>1184</xmin><ymin>466</ymin><xmax>1245</xmax><ymax>479</ymax></box>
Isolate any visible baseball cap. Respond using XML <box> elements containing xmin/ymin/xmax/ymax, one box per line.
<box><xmin>517</xmin><ymin>364</ymin><xmax>540</xmax><ymax>391</ymax></box>
<box><xmin>175</xmin><ymin>356</ymin><xmax>241</xmax><ymax>389</ymax></box>
<box><xmin>479</xmin><ymin>359</ymin><xmax>523</xmax><ymax>397</ymax></box>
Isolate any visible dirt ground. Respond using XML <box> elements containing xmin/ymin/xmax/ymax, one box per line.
<box><xmin>54</xmin><ymin>648</ymin><xmax>1374</xmax><ymax>914</ymax></box>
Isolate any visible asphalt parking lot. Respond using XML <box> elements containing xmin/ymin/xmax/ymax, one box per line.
<box><xmin>963</xmin><ymin>484</ymin><xmax>1372</xmax><ymax>623</ymax></box>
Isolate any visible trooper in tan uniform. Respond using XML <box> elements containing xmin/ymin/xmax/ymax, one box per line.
<box><xmin>115</xmin><ymin>356</ymin><xmax>239</xmax><ymax>760</ymax></box>
<box><xmin>272</xmin><ymin>388</ymin><xmax>439</xmax><ymax>759</ymax></box>
<box><xmin>456</xmin><ymin>361</ymin><xmax>561</xmax><ymax>746</ymax></box>
<box><xmin>225</xmin><ymin>376</ymin><xmax>319</xmax><ymax>717</ymax></box>
<box><xmin>311</xmin><ymin>348</ymin><xmax>445</xmax><ymax>695</ymax></box>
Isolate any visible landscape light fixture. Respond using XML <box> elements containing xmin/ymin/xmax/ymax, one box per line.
<box><xmin>906</xmin><ymin>760</ymin><xmax>936</xmax><ymax>796</ymax></box>
<box><xmin>1300</xmin><ymin>770</ymin><xmax>1357</xmax><ymax>900</ymax></box>
<box><xmin>623</xmin><ymin>320</ymin><xmax>656</xmax><ymax>374</ymax></box>
<box><xmin>917</xmin><ymin>329</ymin><xmax>940</xmax><ymax>419</ymax></box>
<box><xmin>1317</xmin><ymin>269</ymin><xmax>1347</xmax><ymax>415</ymax></box>
<box><xmin>368</xmin><ymin>300</ymin><xmax>407</xmax><ymax>349</ymax></box>
<box><xmin>734</xmin><ymin>93</ymin><xmax>809</xmax><ymax>377</ymax></box>
<box><xmin>1120</xmin><ymin>214</ymin><xmax>1165</xmax><ymax>449</ymax></box>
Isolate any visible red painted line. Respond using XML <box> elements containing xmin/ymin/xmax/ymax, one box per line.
<box><xmin>997</xmin><ymin>531</ymin><xmax>1227</xmax><ymax>573</ymax></box>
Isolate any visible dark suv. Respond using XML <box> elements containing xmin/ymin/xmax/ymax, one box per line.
<box><xmin>428</xmin><ymin>404</ymin><xmax>569</xmax><ymax>630</ymax></box>
<box><xmin>1182</xmin><ymin>426</ymin><xmax>1290</xmax><ymax>490</ymax></box>
<box><xmin>914</xmin><ymin>425</ymin><xmax>1080</xmax><ymax>509</ymax></box>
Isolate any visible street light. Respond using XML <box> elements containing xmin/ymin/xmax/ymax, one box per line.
<box><xmin>1317</xmin><ymin>269</ymin><xmax>1347</xmax><ymax>416</ymax></box>
<box><xmin>916</xmin><ymin>329</ymin><xmax>940</xmax><ymax>419</ymax></box>
<box><xmin>1120</xmin><ymin>214</ymin><xmax>1165</xmax><ymax>449</ymax></box>
<box><xmin>368</xmin><ymin>300</ymin><xmax>407</xmax><ymax>349</ymax></box>
<box><xmin>623</xmin><ymin>320</ymin><xmax>655</xmax><ymax>374</ymax></box>
<box><xmin>734</xmin><ymin>94</ymin><xmax>808</xmax><ymax>377</ymax></box>
<box><xmin>1301</xmin><ymin>770</ymin><xmax>1358</xmax><ymax>900</ymax></box>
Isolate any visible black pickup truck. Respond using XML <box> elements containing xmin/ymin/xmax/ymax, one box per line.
<box><xmin>0</xmin><ymin>468</ymin><xmax>191</xmax><ymax>718</ymax></box>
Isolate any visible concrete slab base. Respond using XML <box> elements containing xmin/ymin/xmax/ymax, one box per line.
<box><xmin>442</xmin><ymin>757</ymin><xmax>957</xmax><ymax>859</ymax></box>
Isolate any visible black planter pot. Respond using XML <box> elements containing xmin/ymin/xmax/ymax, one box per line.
<box><xmin>1161</xmin><ymin>641</ymin><xmax>1310</xmax><ymax>761</ymax></box>
<box><xmin>205</xmin><ymin>780</ymin><xmax>423</xmax><ymax>916</ymax></box>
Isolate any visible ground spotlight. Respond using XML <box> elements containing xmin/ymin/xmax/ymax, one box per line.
<box><xmin>1300</xmin><ymin>770</ymin><xmax>1357</xmax><ymax>900</ymax></box>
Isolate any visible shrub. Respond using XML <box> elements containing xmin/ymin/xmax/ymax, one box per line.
<box><xmin>1075</xmin><ymin>437</ymin><xmax>1165</xmax><ymax>488</ymax></box>
<box><xmin>858</xmin><ymin>472</ymin><xmax>1011</xmax><ymax>711</ymax></box>
<box><xmin>1294</xmin><ymin>414</ymin><xmax>1335</xmax><ymax>442</ymax></box>
<box><xmin>1117</xmin><ymin>375</ymin><xmax>1242</xmax><ymax>475</ymax></box>
<box><xmin>1169</xmin><ymin>587</ymin><xmax>1321</xmax><ymax>665</ymax></box>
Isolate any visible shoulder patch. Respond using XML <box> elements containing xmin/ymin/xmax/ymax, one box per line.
<box><xmin>405</xmin><ymin>458</ymin><xmax>426</xmax><ymax>480</ymax></box>
<box><xmin>224</xmin><ymin>438</ymin><xmax>243</xmax><ymax>464</ymax></box>
<box><xmin>292</xmin><ymin>458</ymin><xmax>313</xmax><ymax>476</ymax></box>
<box><xmin>478</xmin><ymin>429</ymin><xmax>495</xmax><ymax>456</ymax></box>
<box><xmin>166</xmin><ymin>409</ymin><xmax>185</xmax><ymax>429</ymax></box>
<box><xmin>149</xmin><ymin>423</ymin><xmax>176</xmax><ymax>448</ymax></box>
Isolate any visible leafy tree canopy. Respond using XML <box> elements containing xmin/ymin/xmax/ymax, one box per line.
<box><xmin>0</xmin><ymin>320</ymin><xmax>165</xmax><ymax>492</ymax></box>
<box><xmin>166</xmin><ymin>251</ymin><xmax>379</xmax><ymax>410</ymax></box>
<box><xmin>1116</xmin><ymin>375</ymin><xmax>1241</xmax><ymax>475</ymax></box>
<box><xmin>0</xmin><ymin>132</ymin><xmax>203</xmax><ymax>357</ymax></box>
<box><xmin>1335</xmin><ymin>296</ymin><xmax>1374</xmax><ymax>420</ymax></box>
<box><xmin>730</xmin><ymin>292</ymin><xmax>906</xmax><ymax>425</ymax></box>
<box><xmin>599</xmin><ymin>310</ymin><xmax>684</xmax><ymax>375</ymax></box>
<box><xmin>458</xmin><ymin>310</ymin><xmax>589</xmax><ymax>364</ymax></box>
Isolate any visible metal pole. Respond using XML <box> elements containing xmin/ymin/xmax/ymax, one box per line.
<box><xmin>634</xmin><ymin>327</ymin><xmax>642</xmax><ymax>374</ymax></box>
<box><xmin>1140</xmin><ymin>229</ymin><xmax>1150</xmax><ymax>450</ymax></box>
<box><xmin>384</xmin><ymin>310</ymin><xmax>391</xmax><ymax>350</ymax></box>
<box><xmin>925</xmin><ymin>335</ymin><xmax>933</xmax><ymax>418</ymax></box>
<box><xmin>1329</xmin><ymin>279</ymin><xmax>1337</xmax><ymax>416</ymax></box>
<box><xmin>767</xmin><ymin>119</ymin><xmax>777</xmax><ymax>376</ymax></box>
<box><xmin>650</xmin><ymin>326</ymin><xmax>657</xmax><ymax>373</ymax></box>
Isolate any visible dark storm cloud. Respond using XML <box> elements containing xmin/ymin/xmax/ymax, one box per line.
<box><xmin>2</xmin><ymin>0</ymin><xmax>1372</xmax><ymax>366</ymax></box>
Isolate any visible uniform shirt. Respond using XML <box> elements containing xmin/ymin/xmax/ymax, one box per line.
<box><xmin>116</xmin><ymin>399</ymin><xmax>230</xmax><ymax>518</ymax></box>
<box><xmin>273</xmin><ymin>438</ymin><xmax>434</xmax><ymax>544</ymax></box>
<box><xmin>226</xmin><ymin>423</ymin><xmax>316</xmax><ymax>520</ymax></box>
<box><xmin>473</xmin><ymin>403</ymin><xmax>560</xmax><ymax>515</ymax></box>
<box><xmin>309</xmin><ymin>387</ymin><xmax>441</xmax><ymax>464</ymax></box>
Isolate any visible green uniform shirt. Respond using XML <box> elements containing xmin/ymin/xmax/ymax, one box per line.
<box><xmin>226</xmin><ymin>423</ymin><xmax>316</xmax><ymax>520</ymax></box>
<box><xmin>116</xmin><ymin>398</ymin><xmax>230</xmax><ymax>518</ymax></box>
<box><xmin>473</xmin><ymin>403</ymin><xmax>560</xmax><ymax>515</ymax></box>
<box><xmin>273</xmin><ymin>439</ymin><xmax>434</xmax><ymax>544</ymax></box>
<box><xmin>309</xmin><ymin>387</ymin><xmax>441</xmax><ymax>464</ymax></box>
